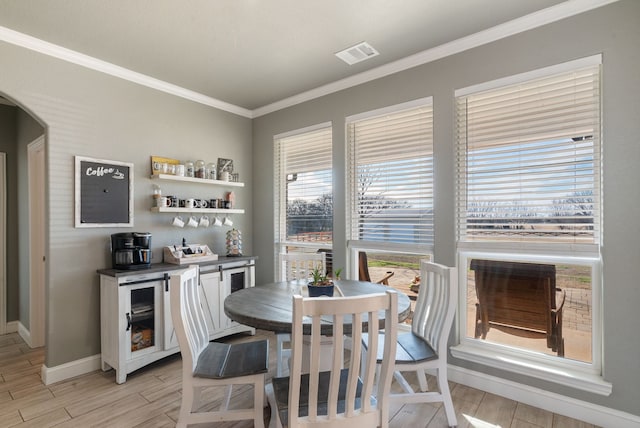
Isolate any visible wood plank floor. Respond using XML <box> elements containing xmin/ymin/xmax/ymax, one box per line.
<box><xmin>0</xmin><ymin>331</ymin><xmax>598</xmax><ymax>428</ymax></box>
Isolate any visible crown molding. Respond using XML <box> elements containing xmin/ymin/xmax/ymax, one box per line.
<box><xmin>251</xmin><ymin>0</ymin><xmax>619</xmax><ymax>117</ymax></box>
<box><xmin>0</xmin><ymin>25</ymin><xmax>253</xmax><ymax>118</ymax></box>
<box><xmin>0</xmin><ymin>0</ymin><xmax>619</xmax><ymax>119</ymax></box>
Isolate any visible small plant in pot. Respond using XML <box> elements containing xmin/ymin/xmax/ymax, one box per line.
<box><xmin>308</xmin><ymin>267</ymin><xmax>334</xmax><ymax>297</ymax></box>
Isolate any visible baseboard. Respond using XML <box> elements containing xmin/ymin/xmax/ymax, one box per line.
<box><xmin>16</xmin><ymin>321</ymin><xmax>33</xmax><ymax>348</ymax></box>
<box><xmin>6</xmin><ymin>320</ymin><xmax>19</xmax><ymax>333</ymax></box>
<box><xmin>448</xmin><ymin>365</ymin><xmax>640</xmax><ymax>428</ymax></box>
<box><xmin>41</xmin><ymin>354</ymin><xmax>102</xmax><ymax>386</ymax></box>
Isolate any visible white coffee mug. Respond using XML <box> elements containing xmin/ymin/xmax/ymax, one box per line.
<box><xmin>187</xmin><ymin>216</ymin><xmax>199</xmax><ymax>228</ymax></box>
<box><xmin>185</xmin><ymin>198</ymin><xmax>195</xmax><ymax>209</ymax></box>
<box><xmin>213</xmin><ymin>217</ymin><xmax>223</xmax><ymax>227</ymax></box>
<box><xmin>200</xmin><ymin>199</ymin><xmax>208</xmax><ymax>208</ymax></box>
<box><xmin>156</xmin><ymin>196</ymin><xmax>170</xmax><ymax>208</ymax></box>
<box><xmin>221</xmin><ymin>171</ymin><xmax>230</xmax><ymax>181</ymax></box>
<box><xmin>171</xmin><ymin>215</ymin><xmax>185</xmax><ymax>227</ymax></box>
<box><xmin>223</xmin><ymin>217</ymin><xmax>233</xmax><ymax>226</ymax></box>
<box><xmin>199</xmin><ymin>215</ymin><xmax>210</xmax><ymax>227</ymax></box>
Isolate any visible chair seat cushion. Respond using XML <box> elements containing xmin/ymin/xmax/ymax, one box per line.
<box><xmin>194</xmin><ymin>340</ymin><xmax>269</xmax><ymax>379</ymax></box>
<box><xmin>362</xmin><ymin>331</ymin><xmax>437</xmax><ymax>364</ymax></box>
<box><xmin>271</xmin><ymin>369</ymin><xmax>367</xmax><ymax>423</ymax></box>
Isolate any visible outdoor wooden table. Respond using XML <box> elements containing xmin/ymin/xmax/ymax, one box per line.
<box><xmin>224</xmin><ymin>279</ymin><xmax>412</xmax><ymax>337</ymax></box>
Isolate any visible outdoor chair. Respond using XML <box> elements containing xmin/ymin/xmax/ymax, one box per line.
<box><xmin>358</xmin><ymin>252</ymin><xmax>394</xmax><ymax>285</ymax></box>
<box><xmin>470</xmin><ymin>259</ymin><xmax>565</xmax><ymax>356</ymax></box>
<box><xmin>265</xmin><ymin>289</ymin><xmax>398</xmax><ymax>428</ymax></box>
<box><xmin>170</xmin><ymin>265</ymin><xmax>269</xmax><ymax>428</ymax></box>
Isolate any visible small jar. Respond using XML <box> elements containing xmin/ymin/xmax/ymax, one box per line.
<box><xmin>152</xmin><ymin>184</ymin><xmax>161</xmax><ymax>200</ymax></box>
<box><xmin>195</xmin><ymin>160</ymin><xmax>206</xmax><ymax>179</ymax></box>
<box><xmin>206</xmin><ymin>162</ymin><xmax>217</xmax><ymax>180</ymax></box>
<box><xmin>185</xmin><ymin>160</ymin><xmax>194</xmax><ymax>178</ymax></box>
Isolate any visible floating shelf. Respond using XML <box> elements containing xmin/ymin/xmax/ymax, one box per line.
<box><xmin>151</xmin><ymin>207</ymin><xmax>244</xmax><ymax>214</ymax></box>
<box><xmin>151</xmin><ymin>173</ymin><xmax>244</xmax><ymax>187</ymax></box>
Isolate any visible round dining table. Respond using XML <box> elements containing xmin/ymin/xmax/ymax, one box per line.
<box><xmin>224</xmin><ymin>279</ymin><xmax>412</xmax><ymax>336</ymax></box>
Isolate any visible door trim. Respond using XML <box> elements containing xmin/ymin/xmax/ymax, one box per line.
<box><xmin>28</xmin><ymin>136</ymin><xmax>45</xmax><ymax>347</ymax></box>
<box><xmin>0</xmin><ymin>152</ymin><xmax>5</xmax><ymax>335</ymax></box>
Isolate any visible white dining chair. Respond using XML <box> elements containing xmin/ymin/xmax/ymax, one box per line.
<box><xmin>276</xmin><ymin>252</ymin><xmax>327</xmax><ymax>377</ymax></box>
<box><xmin>363</xmin><ymin>260</ymin><xmax>458</xmax><ymax>427</ymax></box>
<box><xmin>265</xmin><ymin>289</ymin><xmax>398</xmax><ymax>428</ymax></box>
<box><xmin>170</xmin><ymin>265</ymin><xmax>269</xmax><ymax>428</ymax></box>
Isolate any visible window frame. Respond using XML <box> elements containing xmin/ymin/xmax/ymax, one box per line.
<box><xmin>451</xmin><ymin>55</ymin><xmax>610</xmax><ymax>394</ymax></box>
<box><xmin>345</xmin><ymin>97</ymin><xmax>435</xmax><ymax>278</ymax></box>
<box><xmin>274</xmin><ymin>122</ymin><xmax>333</xmax><ymax>280</ymax></box>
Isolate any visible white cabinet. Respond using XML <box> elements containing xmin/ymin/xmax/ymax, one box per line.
<box><xmin>99</xmin><ymin>257</ymin><xmax>256</xmax><ymax>383</ymax></box>
<box><xmin>100</xmin><ymin>271</ymin><xmax>177</xmax><ymax>384</ymax></box>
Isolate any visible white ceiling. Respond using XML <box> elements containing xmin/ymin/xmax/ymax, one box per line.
<box><xmin>0</xmin><ymin>0</ymin><xmax>617</xmax><ymax>116</ymax></box>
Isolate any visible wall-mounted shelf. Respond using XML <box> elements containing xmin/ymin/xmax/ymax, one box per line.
<box><xmin>151</xmin><ymin>207</ymin><xmax>244</xmax><ymax>214</ymax></box>
<box><xmin>151</xmin><ymin>173</ymin><xmax>244</xmax><ymax>187</ymax></box>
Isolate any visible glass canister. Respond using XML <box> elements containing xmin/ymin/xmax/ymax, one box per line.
<box><xmin>195</xmin><ymin>160</ymin><xmax>206</xmax><ymax>179</ymax></box>
<box><xmin>206</xmin><ymin>162</ymin><xmax>217</xmax><ymax>180</ymax></box>
<box><xmin>185</xmin><ymin>160</ymin><xmax>195</xmax><ymax>178</ymax></box>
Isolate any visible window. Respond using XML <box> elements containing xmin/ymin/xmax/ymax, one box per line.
<box><xmin>346</xmin><ymin>99</ymin><xmax>433</xmax><ymax>292</ymax></box>
<box><xmin>274</xmin><ymin>123</ymin><xmax>332</xmax><ymax>278</ymax></box>
<box><xmin>453</xmin><ymin>56</ymin><xmax>606</xmax><ymax>392</ymax></box>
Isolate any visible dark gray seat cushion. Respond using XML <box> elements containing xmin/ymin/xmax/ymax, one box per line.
<box><xmin>194</xmin><ymin>340</ymin><xmax>269</xmax><ymax>379</ymax></box>
<box><xmin>362</xmin><ymin>331</ymin><xmax>437</xmax><ymax>364</ymax></box>
<box><xmin>271</xmin><ymin>369</ymin><xmax>368</xmax><ymax>425</ymax></box>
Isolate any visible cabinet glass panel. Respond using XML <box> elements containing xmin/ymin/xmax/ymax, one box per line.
<box><xmin>229</xmin><ymin>270</ymin><xmax>245</xmax><ymax>293</ymax></box>
<box><xmin>130</xmin><ymin>287</ymin><xmax>156</xmax><ymax>352</ymax></box>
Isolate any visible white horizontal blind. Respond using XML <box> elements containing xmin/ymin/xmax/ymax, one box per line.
<box><xmin>348</xmin><ymin>103</ymin><xmax>433</xmax><ymax>246</ymax></box>
<box><xmin>274</xmin><ymin>126</ymin><xmax>332</xmax><ymax>244</ymax></box>
<box><xmin>456</xmin><ymin>64</ymin><xmax>601</xmax><ymax>244</ymax></box>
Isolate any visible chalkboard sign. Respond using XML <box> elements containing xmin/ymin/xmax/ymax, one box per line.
<box><xmin>75</xmin><ymin>156</ymin><xmax>134</xmax><ymax>227</ymax></box>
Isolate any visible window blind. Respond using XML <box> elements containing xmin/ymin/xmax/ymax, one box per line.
<box><xmin>347</xmin><ymin>103</ymin><xmax>433</xmax><ymax>246</ymax></box>
<box><xmin>274</xmin><ymin>126</ymin><xmax>333</xmax><ymax>244</ymax></box>
<box><xmin>456</xmin><ymin>64</ymin><xmax>601</xmax><ymax>244</ymax></box>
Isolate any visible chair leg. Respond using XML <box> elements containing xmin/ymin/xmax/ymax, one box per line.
<box><xmin>254</xmin><ymin>375</ymin><xmax>265</xmax><ymax>428</ymax></box>
<box><xmin>416</xmin><ymin>368</ymin><xmax>428</xmax><ymax>392</ymax></box>
<box><xmin>393</xmin><ymin>370</ymin><xmax>415</xmax><ymax>394</ymax></box>
<box><xmin>276</xmin><ymin>333</ymin><xmax>290</xmax><ymax>377</ymax></box>
<box><xmin>176</xmin><ymin>385</ymin><xmax>195</xmax><ymax>428</ymax></box>
<box><xmin>265</xmin><ymin>382</ymin><xmax>282</xmax><ymax>428</ymax></box>
<box><xmin>437</xmin><ymin>369</ymin><xmax>457</xmax><ymax>427</ymax></box>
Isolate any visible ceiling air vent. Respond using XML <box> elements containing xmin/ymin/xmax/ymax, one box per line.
<box><xmin>335</xmin><ymin>41</ymin><xmax>379</xmax><ymax>65</ymax></box>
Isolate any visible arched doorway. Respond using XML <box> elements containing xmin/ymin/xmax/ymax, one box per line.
<box><xmin>0</xmin><ymin>94</ymin><xmax>46</xmax><ymax>349</ymax></box>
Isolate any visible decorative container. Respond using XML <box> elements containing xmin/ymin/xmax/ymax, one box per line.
<box><xmin>307</xmin><ymin>283</ymin><xmax>334</xmax><ymax>297</ymax></box>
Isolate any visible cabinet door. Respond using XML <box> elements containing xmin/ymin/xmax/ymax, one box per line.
<box><xmin>200</xmin><ymin>271</ymin><xmax>223</xmax><ymax>337</ymax></box>
<box><xmin>161</xmin><ymin>274</ymin><xmax>179</xmax><ymax>351</ymax></box>
<box><xmin>124</xmin><ymin>281</ymin><xmax>163</xmax><ymax>361</ymax></box>
<box><xmin>220</xmin><ymin>265</ymin><xmax>255</xmax><ymax>328</ymax></box>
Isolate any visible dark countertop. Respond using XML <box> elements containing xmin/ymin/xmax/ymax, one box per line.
<box><xmin>97</xmin><ymin>255</ymin><xmax>257</xmax><ymax>277</ymax></box>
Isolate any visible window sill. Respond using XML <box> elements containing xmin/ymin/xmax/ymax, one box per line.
<box><xmin>450</xmin><ymin>342</ymin><xmax>612</xmax><ymax>396</ymax></box>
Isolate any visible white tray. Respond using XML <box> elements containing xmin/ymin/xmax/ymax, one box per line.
<box><xmin>163</xmin><ymin>245</ymin><xmax>218</xmax><ymax>265</ymax></box>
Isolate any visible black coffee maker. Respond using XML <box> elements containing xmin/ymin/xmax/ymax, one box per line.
<box><xmin>111</xmin><ymin>232</ymin><xmax>152</xmax><ymax>270</ymax></box>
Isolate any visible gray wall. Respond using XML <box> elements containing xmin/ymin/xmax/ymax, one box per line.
<box><xmin>252</xmin><ymin>0</ymin><xmax>640</xmax><ymax>416</ymax></box>
<box><xmin>0</xmin><ymin>105</ymin><xmax>18</xmax><ymax>321</ymax></box>
<box><xmin>0</xmin><ymin>41</ymin><xmax>253</xmax><ymax>366</ymax></box>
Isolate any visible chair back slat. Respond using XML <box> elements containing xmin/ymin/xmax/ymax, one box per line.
<box><xmin>280</xmin><ymin>252</ymin><xmax>327</xmax><ymax>282</ymax></box>
<box><xmin>287</xmin><ymin>291</ymin><xmax>397</xmax><ymax>427</ymax></box>
<box><xmin>170</xmin><ymin>265</ymin><xmax>207</xmax><ymax>374</ymax></box>
<box><xmin>411</xmin><ymin>261</ymin><xmax>458</xmax><ymax>355</ymax></box>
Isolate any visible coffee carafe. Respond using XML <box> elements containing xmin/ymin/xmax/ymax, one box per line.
<box><xmin>111</xmin><ymin>232</ymin><xmax>152</xmax><ymax>270</ymax></box>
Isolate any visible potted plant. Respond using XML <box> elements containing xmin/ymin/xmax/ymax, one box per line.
<box><xmin>308</xmin><ymin>267</ymin><xmax>334</xmax><ymax>297</ymax></box>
